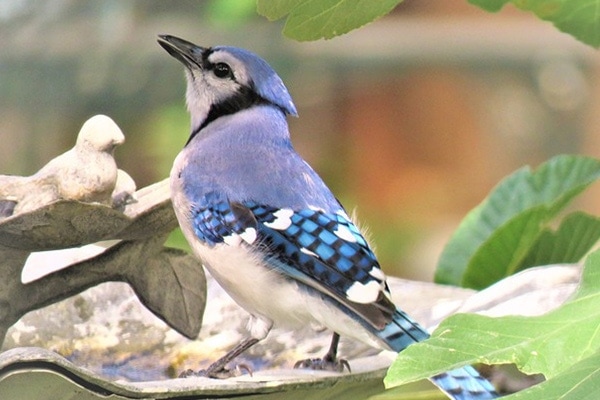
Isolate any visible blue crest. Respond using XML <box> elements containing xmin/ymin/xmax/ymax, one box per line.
<box><xmin>214</xmin><ymin>46</ymin><xmax>298</xmax><ymax>117</ymax></box>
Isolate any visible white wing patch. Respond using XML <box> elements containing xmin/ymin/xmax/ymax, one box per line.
<box><xmin>336</xmin><ymin>209</ymin><xmax>351</xmax><ymax>221</ymax></box>
<box><xmin>240</xmin><ymin>227</ymin><xmax>257</xmax><ymax>244</ymax></box>
<box><xmin>334</xmin><ymin>224</ymin><xmax>357</xmax><ymax>243</ymax></box>
<box><xmin>368</xmin><ymin>266</ymin><xmax>386</xmax><ymax>281</ymax></box>
<box><xmin>300</xmin><ymin>247</ymin><xmax>318</xmax><ymax>258</ymax></box>
<box><xmin>264</xmin><ymin>208</ymin><xmax>294</xmax><ymax>230</ymax></box>
<box><xmin>345</xmin><ymin>280</ymin><xmax>381</xmax><ymax>304</ymax></box>
<box><xmin>223</xmin><ymin>227</ymin><xmax>257</xmax><ymax>246</ymax></box>
<box><xmin>223</xmin><ymin>234</ymin><xmax>241</xmax><ymax>246</ymax></box>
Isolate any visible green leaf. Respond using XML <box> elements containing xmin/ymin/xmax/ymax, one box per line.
<box><xmin>518</xmin><ymin>212</ymin><xmax>600</xmax><ymax>271</ymax></box>
<box><xmin>468</xmin><ymin>0</ymin><xmax>510</xmax><ymax>12</ymax></box>
<box><xmin>367</xmin><ymin>384</ymin><xmax>447</xmax><ymax>400</ymax></box>
<box><xmin>256</xmin><ymin>0</ymin><xmax>298</xmax><ymax>20</ymax></box>
<box><xmin>386</xmin><ymin>250</ymin><xmax>600</xmax><ymax>389</ymax></box>
<box><xmin>469</xmin><ymin>0</ymin><xmax>600</xmax><ymax>48</ymax></box>
<box><xmin>436</xmin><ymin>155</ymin><xmax>600</xmax><ymax>289</ymax></box>
<box><xmin>460</xmin><ymin>205</ymin><xmax>549</xmax><ymax>289</ymax></box>
<box><xmin>256</xmin><ymin>0</ymin><xmax>403</xmax><ymax>41</ymax></box>
<box><xmin>503</xmin><ymin>350</ymin><xmax>600</xmax><ymax>399</ymax></box>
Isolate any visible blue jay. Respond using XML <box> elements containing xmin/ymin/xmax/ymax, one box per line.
<box><xmin>158</xmin><ymin>34</ymin><xmax>498</xmax><ymax>399</ymax></box>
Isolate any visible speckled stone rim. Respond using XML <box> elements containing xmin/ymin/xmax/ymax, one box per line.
<box><xmin>0</xmin><ymin>347</ymin><xmax>391</xmax><ymax>399</ymax></box>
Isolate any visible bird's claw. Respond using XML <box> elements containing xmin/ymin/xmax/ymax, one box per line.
<box><xmin>179</xmin><ymin>363</ymin><xmax>254</xmax><ymax>379</ymax></box>
<box><xmin>294</xmin><ymin>357</ymin><xmax>351</xmax><ymax>373</ymax></box>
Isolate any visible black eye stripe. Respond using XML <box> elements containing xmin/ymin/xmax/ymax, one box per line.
<box><xmin>201</xmin><ymin>48</ymin><xmax>214</xmax><ymax>69</ymax></box>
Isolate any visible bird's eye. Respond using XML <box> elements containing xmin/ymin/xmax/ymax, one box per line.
<box><xmin>213</xmin><ymin>62</ymin><xmax>232</xmax><ymax>79</ymax></box>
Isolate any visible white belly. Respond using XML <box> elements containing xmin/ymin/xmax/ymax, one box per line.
<box><xmin>184</xmin><ymin>230</ymin><xmax>385</xmax><ymax>349</ymax></box>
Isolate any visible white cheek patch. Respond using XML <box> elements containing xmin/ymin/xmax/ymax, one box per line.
<box><xmin>264</xmin><ymin>208</ymin><xmax>294</xmax><ymax>230</ymax></box>
<box><xmin>205</xmin><ymin>74</ymin><xmax>242</xmax><ymax>103</ymax></box>
<box><xmin>345</xmin><ymin>280</ymin><xmax>381</xmax><ymax>304</ymax></box>
<box><xmin>334</xmin><ymin>224</ymin><xmax>357</xmax><ymax>243</ymax></box>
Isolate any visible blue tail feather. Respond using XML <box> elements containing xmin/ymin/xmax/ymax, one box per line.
<box><xmin>375</xmin><ymin>309</ymin><xmax>499</xmax><ymax>399</ymax></box>
<box><xmin>375</xmin><ymin>308</ymin><xmax>429</xmax><ymax>350</ymax></box>
<box><xmin>431</xmin><ymin>366</ymin><xmax>498</xmax><ymax>400</ymax></box>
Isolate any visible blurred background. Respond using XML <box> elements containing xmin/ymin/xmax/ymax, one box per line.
<box><xmin>1</xmin><ymin>0</ymin><xmax>599</xmax><ymax>281</ymax></box>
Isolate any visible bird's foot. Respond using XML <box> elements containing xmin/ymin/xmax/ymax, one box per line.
<box><xmin>179</xmin><ymin>363</ymin><xmax>253</xmax><ymax>379</ymax></box>
<box><xmin>179</xmin><ymin>337</ymin><xmax>260</xmax><ymax>379</ymax></box>
<box><xmin>294</xmin><ymin>357</ymin><xmax>351</xmax><ymax>373</ymax></box>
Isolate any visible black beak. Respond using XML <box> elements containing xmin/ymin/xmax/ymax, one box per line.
<box><xmin>157</xmin><ymin>34</ymin><xmax>206</xmax><ymax>69</ymax></box>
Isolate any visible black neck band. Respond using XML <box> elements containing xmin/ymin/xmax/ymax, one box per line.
<box><xmin>186</xmin><ymin>86</ymin><xmax>277</xmax><ymax>146</ymax></box>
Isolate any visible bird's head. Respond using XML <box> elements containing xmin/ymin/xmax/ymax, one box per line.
<box><xmin>76</xmin><ymin>115</ymin><xmax>125</xmax><ymax>153</ymax></box>
<box><xmin>158</xmin><ymin>35</ymin><xmax>297</xmax><ymax>138</ymax></box>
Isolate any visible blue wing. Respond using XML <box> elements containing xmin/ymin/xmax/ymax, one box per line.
<box><xmin>191</xmin><ymin>191</ymin><xmax>257</xmax><ymax>246</ymax></box>
<box><xmin>191</xmin><ymin>192</ymin><xmax>395</xmax><ymax>330</ymax></box>
<box><xmin>192</xmin><ymin>194</ymin><xmax>499</xmax><ymax>399</ymax></box>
